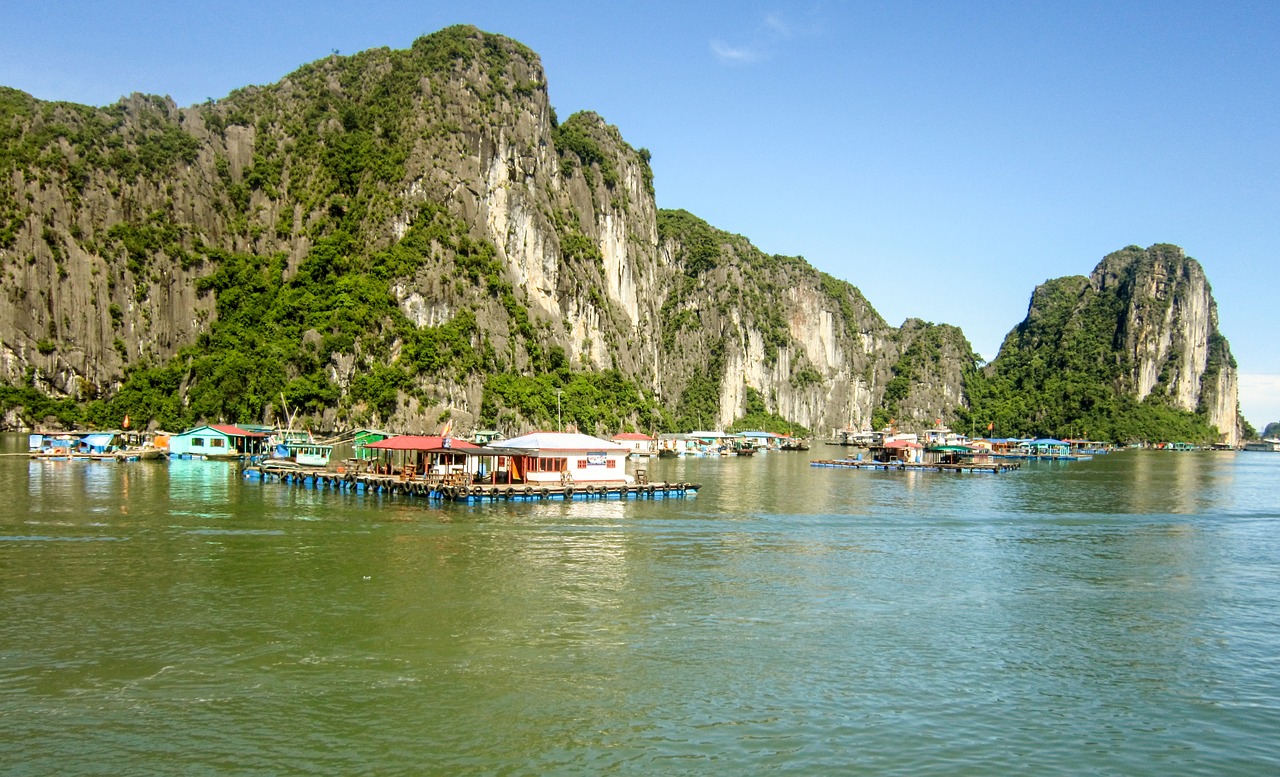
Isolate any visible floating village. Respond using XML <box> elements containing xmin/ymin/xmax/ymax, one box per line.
<box><xmin>811</xmin><ymin>425</ymin><xmax>1129</xmax><ymax>473</ymax></box>
<box><xmin>25</xmin><ymin>418</ymin><xmax>1268</xmax><ymax>504</ymax></box>
<box><xmin>23</xmin><ymin>424</ymin><xmax>815</xmax><ymax>502</ymax></box>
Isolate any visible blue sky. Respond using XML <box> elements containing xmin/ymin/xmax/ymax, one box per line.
<box><xmin>4</xmin><ymin>1</ymin><xmax>1278</xmax><ymax>426</ymax></box>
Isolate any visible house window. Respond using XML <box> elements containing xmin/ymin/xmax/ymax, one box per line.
<box><xmin>606</xmin><ymin>459</ymin><xmax>617</xmax><ymax>469</ymax></box>
<box><xmin>210</xmin><ymin>438</ymin><xmax>225</xmax><ymax>448</ymax></box>
<box><xmin>529</xmin><ymin>457</ymin><xmax>567</xmax><ymax>473</ymax></box>
<box><xmin>577</xmin><ymin>459</ymin><xmax>587</xmax><ymax>469</ymax></box>
<box><xmin>191</xmin><ymin>438</ymin><xmax>205</xmax><ymax>447</ymax></box>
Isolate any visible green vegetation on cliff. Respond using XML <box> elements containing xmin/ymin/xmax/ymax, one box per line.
<box><xmin>480</xmin><ymin>362</ymin><xmax>668</xmax><ymax>435</ymax></box>
<box><xmin>871</xmin><ymin>322</ymin><xmax>977</xmax><ymax>430</ymax></box>
<box><xmin>1</xmin><ymin>29</ymin><xmax>1238</xmax><ymax>443</ymax></box>
<box><xmin>963</xmin><ymin>250</ymin><xmax>1229</xmax><ymax>443</ymax></box>
<box><xmin>728</xmin><ymin>386</ymin><xmax>811</xmax><ymax>436</ymax></box>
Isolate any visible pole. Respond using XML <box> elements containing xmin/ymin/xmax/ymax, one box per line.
<box><xmin>557</xmin><ymin>389</ymin><xmax>562</xmax><ymax>432</ymax></box>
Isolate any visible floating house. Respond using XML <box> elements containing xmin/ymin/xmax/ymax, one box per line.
<box><xmin>1020</xmin><ymin>438</ymin><xmax>1070</xmax><ymax>457</ymax></box>
<box><xmin>28</xmin><ymin>433</ymin><xmax>78</xmax><ymax>458</ymax></box>
<box><xmin>491</xmin><ymin>431</ymin><xmax>630</xmax><ymax>485</ymax></box>
<box><xmin>611</xmin><ymin>432</ymin><xmax>656</xmax><ymax>457</ymax></box>
<box><xmin>1064</xmin><ymin>439</ymin><xmax>1114</xmax><ymax>454</ymax></box>
<box><xmin>78</xmin><ymin>432</ymin><xmax>122</xmax><ymax>457</ymax></box>
<box><xmin>968</xmin><ymin>438</ymin><xmax>994</xmax><ymax>452</ymax></box>
<box><xmin>925</xmin><ymin>445</ymin><xmax>976</xmax><ymax>465</ymax></box>
<box><xmin>870</xmin><ymin>439</ymin><xmax>923</xmax><ymax>463</ymax></box>
<box><xmin>657</xmin><ymin>433</ymin><xmax>698</xmax><ymax>457</ymax></box>
<box><xmin>169</xmin><ymin>424</ymin><xmax>269</xmax><ymax>459</ymax></box>
<box><xmin>363</xmin><ymin>435</ymin><xmax>481</xmax><ymax>480</ymax></box>
<box><xmin>688</xmin><ymin>430</ymin><xmax>734</xmax><ymax>455</ymax></box>
<box><xmin>735</xmin><ymin>431</ymin><xmax>779</xmax><ymax>450</ymax></box>
<box><xmin>920</xmin><ymin>426</ymin><xmax>970</xmax><ymax>447</ymax></box>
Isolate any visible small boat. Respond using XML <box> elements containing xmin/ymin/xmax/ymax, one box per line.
<box><xmin>114</xmin><ymin>446</ymin><xmax>167</xmax><ymax>461</ymax></box>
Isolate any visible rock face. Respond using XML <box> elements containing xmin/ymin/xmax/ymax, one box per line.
<box><xmin>3</xmin><ymin>30</ymin><xmax>1239</xmax><ymax>442</ymax></box>
<box><xmin>0</xmin><ymin>93</ymin><xmax>218</xmax><ymax>398</ymax></box>
<box><xmin>0</xmin><ymin>27</ymin><xmax>978</xmax><ymax>434</ymax></box>
<box><xmin>1094</xmin><ymin>245</ymin><xmax>1238</xmax><ymax>442</ymax></box>
<box><xmin>978</xmin><ymin>244</ymin><xmax>1240</xmax><ymax>445</ymax></box>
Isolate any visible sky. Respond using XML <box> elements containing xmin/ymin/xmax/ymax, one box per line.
<box><xmin>4</xmin><ymin>1</ymin><xmax>1279</xmax><ymax>427</ymax></box>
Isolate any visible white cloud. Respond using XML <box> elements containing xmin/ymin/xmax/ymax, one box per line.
<box><xmin>763</xmin><ymin>13</ymin><xmax>793</xmax><ymax>38</ymax></box>
<box><xmin>710</xmin><ymin>39</ymin><xmax>760</xmax><ymax>63</ymax></box>
<box><xmin>1239</xmin><ymin>373</ymin><xmax>1280</xmax><ymax>428</ymax></box>
<box><xmin>711</xmin><ymin>9</ymin><xmax>825</xmax><ymax>65</ymax></box>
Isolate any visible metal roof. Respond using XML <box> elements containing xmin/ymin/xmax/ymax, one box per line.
<box><xmin>365</xmin><ymin>435</ymin><xmax>480</xmax><ymax>452</ymax></box>
<box><xmin>491</xmin><ymin>432</ymin><xmax>628</xmax><ymax>451</ymax></box>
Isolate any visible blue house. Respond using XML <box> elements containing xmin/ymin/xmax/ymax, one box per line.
<box><xmin>169</xmin><ymin>424</ymin><xmax>268</xmax><ymax>459</ymax></box>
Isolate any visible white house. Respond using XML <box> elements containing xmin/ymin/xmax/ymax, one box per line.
<box><xmin>491</xmin><ymin>431</ymin><xmax>631</xmax><ymax>485</ymax></box>
<box><xmin>610</xmin><ymin>432</ymin><xmax>656</xmax><ymax>457</ymax></box>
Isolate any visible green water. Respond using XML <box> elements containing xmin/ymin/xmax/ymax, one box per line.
<box><xmin>3</xmin><ymin>435</ymin><xmax>1279</xmax><ymax>775</ymax></box>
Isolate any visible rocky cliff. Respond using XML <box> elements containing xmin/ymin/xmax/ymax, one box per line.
<box><xmin>0</xmin><ymin>26</ymin><xmax>976</xmax><ymax>435</ymax></box>
<box><xmin>1094</xmin><ymin>245</ymin><xmax>1238</xmax><ymax>440</ymax></box>
<box><xmin>970</xmin><ymin>244</ymin><xmax>1241</xmax><ymax>445</ymax></box>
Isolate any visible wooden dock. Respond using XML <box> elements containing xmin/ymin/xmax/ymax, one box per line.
<box><xmin>244</xmin><ymin>466</ymin><xmax>700</xmax><ymax>501</ymax></box>
<box><xmin>810</xmin><ymin>459</ymin><xmax>1021</xmax><ymax>474</ymax></box>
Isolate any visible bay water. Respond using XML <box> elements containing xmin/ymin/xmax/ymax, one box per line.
<box><xmin>2</xmin><ymin>434</ymin><xmax>1279</xmax><ymax>775</ymax></box>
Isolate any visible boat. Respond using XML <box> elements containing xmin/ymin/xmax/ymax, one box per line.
<box><xmin>260</xmin><ymin>434</ymin><xmax>334</xmax><ymax>469</ymax></box>
<box><xmin>114</xmin><ymin>446</ymin><xmax>166</xmax><ymax>461</ymax></box>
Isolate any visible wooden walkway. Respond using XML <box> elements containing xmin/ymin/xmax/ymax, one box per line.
<box><xmin>244</xmin><ymin>466</ymin><xmax>700</xmax><ymax>501</ymax></box>
<box><xmin>810</xmin><ymin>459</ymin><xmax>1021</xmax><ymax>474</ymax></box>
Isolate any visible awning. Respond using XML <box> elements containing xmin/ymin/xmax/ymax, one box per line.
<box><xmin>365</xmin><ymin>435</ymin><xmax>480</xmax><ymax>452</ymax></box>
<box><xmin>81</xmin><ymin>433</ymin><xmax>115</xmax><ymax>448</ymax></box>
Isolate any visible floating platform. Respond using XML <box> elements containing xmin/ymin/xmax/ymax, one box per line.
<box><xmin>989</xmin><ymin>453</ymin><xmax>1090</xmax><ymax>461</ymax></box>
<box><xmin>810</xmin><ymin>459</ymin><xmax>1021</xmax><ymax>474</ymax></box>
<box><xmin>245</xmin><ymin>466</ymin><xmax>700</xmax><ymax>501</ymax></box>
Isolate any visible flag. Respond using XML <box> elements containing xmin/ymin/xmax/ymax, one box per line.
<box><xmin>441</xmin><ymin>418</ymin><xmax>454</xmax><ymax>437</ymax></box>
<box><xmin>123</xmin><ymin>414</ymin><xmax>130</xmax><ymax>429</ymax></box>
<box><xmin>987</xmin><ymin>422</ymin><xmax>994</xmax><ymax>432</ymax></box>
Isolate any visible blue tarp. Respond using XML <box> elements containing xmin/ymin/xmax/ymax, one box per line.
<box><xmin>81</xmin><ymin>433</ymin><xmax>115</xmax><ymax>452</ymax></box>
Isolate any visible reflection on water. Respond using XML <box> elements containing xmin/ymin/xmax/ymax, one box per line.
<box><xmin>2</xmin><ymin>438</ymin><xmax>1279</xmax><ymax>775</ymax></box>
<box><xmin>166</xmin><ymin>459</ymin><xmax>239</xmax><ymax>512</ymax></box>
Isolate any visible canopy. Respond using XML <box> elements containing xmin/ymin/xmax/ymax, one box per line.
<box><xmin>366</xmin><ymin>435</ymin><xmax>480</xmax><ymax>452</ymax></box>
<box><xmin>81</xmin><ymin>433</ymin><xmax>115</xmax><ymax>449</ymax></box>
